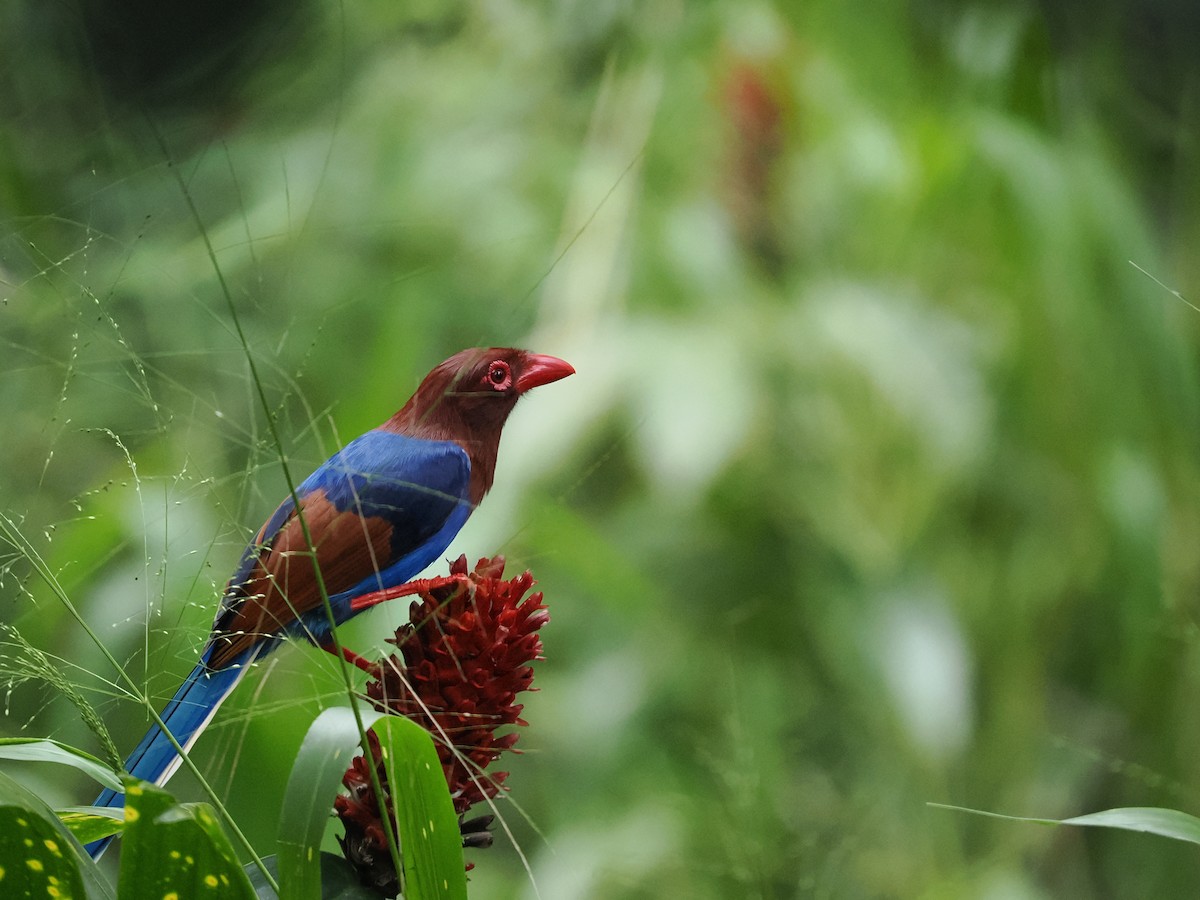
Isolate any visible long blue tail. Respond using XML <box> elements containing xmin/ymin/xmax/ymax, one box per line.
<box><xmin>85</xmin><ymin>649</ymin><xmax>252</xmax><ymax>858</ymax></box>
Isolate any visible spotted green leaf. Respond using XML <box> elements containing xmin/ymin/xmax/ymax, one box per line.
<box><xmin>0</xmin><ymin>769</ymin><xmax>114</xmax><ymax>899</ymax></box>
<box><xmin>118</xmin><ymin>779</ymin><xmax>255</xmax><ymax>899</ymax></box>
<box><xmin>56</xmin><ymin>807</ymin><xmax>124</xmax><ymax>848</ymax></box>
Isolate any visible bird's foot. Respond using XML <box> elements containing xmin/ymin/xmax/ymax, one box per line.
<box><xmin>349</xmin><ymin>572</ymin><xmax>474</xmax><ymax>612</ymax></box>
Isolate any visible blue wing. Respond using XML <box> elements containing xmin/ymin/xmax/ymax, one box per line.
<box><xmin>210</xmin><ymin>429</ymin><xmax>473</xmax><ymax>663</ymax></box>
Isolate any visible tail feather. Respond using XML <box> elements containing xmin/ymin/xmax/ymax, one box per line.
<box><xmin>85</xmin><ymin>648</ymin><xmax>254</xmax><ymax>859</ymax></box>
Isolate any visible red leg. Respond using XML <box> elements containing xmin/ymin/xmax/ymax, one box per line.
<box><xmin>349</xmin><ymin>573</ymin><xmax>473</xmax><ymax>612</ymax></box>
<box><xmin>322</xmin><ymin>643</ymin><xmax>378</xmax><ymax>674</ymax></box>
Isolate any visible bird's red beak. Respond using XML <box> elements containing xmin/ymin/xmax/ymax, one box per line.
<box><xmin>517</xmin><ymin>353</ymin><xmax>575</xmax><ymax>392</ymax></box>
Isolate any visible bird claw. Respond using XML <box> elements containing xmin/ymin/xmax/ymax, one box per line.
<box><xmin>329</xmin><ymin>572</ymin><xmax>477</xmax><ymax>670</ymax></box>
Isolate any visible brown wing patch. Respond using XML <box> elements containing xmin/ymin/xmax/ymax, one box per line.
<box><xmin>208</xmin><ymin>491</ymin><xmax>394</xmax><ymax>668</ymax></box>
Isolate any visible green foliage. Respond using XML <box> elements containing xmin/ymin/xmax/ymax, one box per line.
<box><xmin>278</xmin><ymin>707</ymin><xmax>383</xmax><ymax>900</ymax></box>
<box><xmin>118</xmin><ymin>780</ymin><xmax>256</xmax><ymax>899</ymax></box>
<box><xmin>0</xmin><ymin>769</ymin><xmax>114</xmax><ymax>900</ymax></box>
<box><xmin>0</xmin><ymin>714</ymin><xmax>469</xmax><ymax>900</ymax></box>
<box><xmin>247</xmin><ymin>852</ymin><xmax>383</xmax><ymax>900</ymax></box>
<box><xmin>0</xmin><ymin>738</ymin><xmax>125</xmax><ymax>846</ymax></box>
<box><xmin>373</xmin><ymin>716</ymin><xmax>468</xmax><ymax>900</ymax></box>
<box><xmin>935</xmin><ymin>803</ymin><xmax>1200</xmax><ymax>846</ymax></box>
<box><xmin>58</xmin><ymin>810</ymin><xmax>124</xmax><ymax>852</ymax></box>
<box><xmin>0</xmin><ymin>739</ymin><xmax>122</xmax><ymax>793</ymax></box>
<box><xmin>0</xmin><ymin>803</ymin><xmax>90</xmax><ymax>899</ymax></box>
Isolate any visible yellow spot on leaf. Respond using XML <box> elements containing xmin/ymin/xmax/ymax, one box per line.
<box><xmin>128</xmin><ymin>785</ymin><xmax>143</xmax><ymax>796</ymax></box>
<box><xmin>0</xmin><ymin>865</ymin><xmax>6</xmax><ymax>880</ymax></box>
<box><xmin>204</xmin><ymin>874</ymin><xmax>218</xmax><ymax>887</ymax></box>
<box><xmin>26</xmin><ymin>859</ymin><xmax>43</xmax><ymax>872</ymax></box>
<box><xmin>43</xmin><ymin>839</ymin><xmax>60</xmax><ymax>856</ymax></box>
<box><xmin>165</xmin><ymin>893</ymin><xmax>179</xmax><ymax>900</ymax></box>
<box><xmin>48</xmin><ymin>888</ymin><xmax>61</xmax><ymax>899</ymax></box>
<box><xmin>169</xmin><ymin>850</ymin><xmax>181</xmax><ymax>859</ymax></box>
<box><xmin>125</xmin><ymin>808</ymin><xmax>140</xmax><ymax>823</ymax></box>
<box><xmin>23</xmin><ymin>838</ymin><xmax>33</xmax><ymax>847</ymax></box>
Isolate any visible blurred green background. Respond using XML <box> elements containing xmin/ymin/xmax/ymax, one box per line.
<box><xmin>5</xmin><ymin>1</ymin><xmax>1200</xmax><ymax>897</ymax></box>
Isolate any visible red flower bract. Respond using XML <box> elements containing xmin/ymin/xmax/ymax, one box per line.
<box><xmin>335</xmin><ymin>554</ymin><xmax>548</xmax><ymax>892</ymax></box>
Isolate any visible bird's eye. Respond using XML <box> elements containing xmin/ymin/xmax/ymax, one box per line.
<box><xmin>486</xmin><ymin>360</ymin><xmax>512</xmax><ymax>390</ymax></box>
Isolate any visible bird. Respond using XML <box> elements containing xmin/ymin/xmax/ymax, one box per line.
<box><xmin>87</xmin><ymin>347</ymin><xmax>574</xmax><ymax>857</ymax></box>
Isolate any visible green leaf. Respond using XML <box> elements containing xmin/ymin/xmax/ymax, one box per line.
<box><xmin>277</xmin><ymin>706</ymin><xmax>382</xmax><ymax>900</ymax></box>
<box><xmin>118</xmin><ymin>779</ymin><xmax>256</xmax><ymax>899</ymax></box>
<box><xmin>0</xmin><ymin>769</ymin><xmax>115</xmax><ymax>900</ymax></box>
<box><xmin>931</xmin><ymin>803</ymin><xmax>1200</xmax><ymax>845</ymax></box>
<box><xmin>0</xmin><ymin>738</ymin><xmax>122</xmax><ymax>791</ymax></box>
<box><xmin>57</xmin><ymin>807</ymin><xmax>125</xmax><ymax>847</ymax></box>
<box><xmin>246</xmin><ymin>852</ymin><xmax>384</xmax><ymax>900</ymax></box>
<box><xmin>374</xmin><ymin>716</ymin><xmax>468</xmax><ymax>900</ymax></box>
<box><xmin>1061</xmin><ymin>807</ymin><xmax>1200</xmax><ymax>844</ymax></box>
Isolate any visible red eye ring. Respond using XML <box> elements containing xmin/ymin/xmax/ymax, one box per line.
<box><xmin>485</xmin><ymin>360</ymin><xmax>512</xmax><ymax>390</ymax></box>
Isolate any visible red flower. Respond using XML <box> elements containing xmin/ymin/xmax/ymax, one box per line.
<box><xmin>335</xmin><ymin>554</ymin><xmax>549</xmax><ymax>892</ymax></box>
